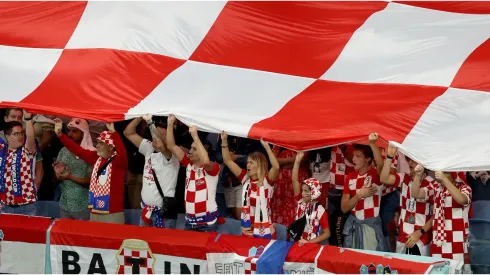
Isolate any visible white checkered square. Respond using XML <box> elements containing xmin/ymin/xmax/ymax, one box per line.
<box><xmin>321</xmin><ymin>2</ymin><xmax>490</xmax><ymax>87</ymax></box>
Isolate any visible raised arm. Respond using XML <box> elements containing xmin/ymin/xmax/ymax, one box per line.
<box><xmin>380</xmin><ymin>144</ymin><xmax>398</xmax><ymax>185</ymax></box>
<box><xmin>292</xmin><ymin>151</ymin><xmax>304</xmax><ymax>197</ymax></box>
<box><xmin>54</xmin><ymin>119</ymin><xmax>98</xmax><ymax>165</ymax></box>
<box><xmin>189</xmin><ymin>125</ymin><xmax>214</xmax><ymax>172</ymax></box>
<box><xmin>143</xmin><ymin>114</ymin><xmax>172</xmax><ymax>159</ymax></box>
<box><xmin>368</xmin><ymin>133</ymin><xmax>384</xmax><ymax>175</ymax></box>
<box><xmin>166</xmin><ymin>115</ymin><xmax>185</xmax><ymax>161</ymax></box>
<box><xmin>123</xmin><ymin>117</ymin><xmax>144</xmax><ymax>148</ymax></box>
<box><xmin>106</xmin><ymin>123</ymin><xmax>127</xmax><ymax>169</ymax></box>
<box><xmin>220</xmin><ymin>132</ymin><xmax>242</xmax><ymax>178</ymax></box>
<box><xmin>410</xmin><ymin>164</ymin><xmax>426</xmax><ymax>199</ymax></box>
<box><xmin>24</xmin><ymin>111</ymin><xmax>36</xmax><ymax>154</ymax></box>
<box><xmin>261</xmin><ymin>139</ymin><xmax>279</xmax><ymax>182</ymax></box>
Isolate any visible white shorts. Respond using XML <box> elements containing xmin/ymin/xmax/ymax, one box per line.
<box><xmin>224</xmin><ymin>185</ymin><xmax>243</xmax><ymax>208</ymax></box>
<box><xmin>396</xmin><ymin>240</ymin><xmax>430</xmax><ymax>256</ymax></box>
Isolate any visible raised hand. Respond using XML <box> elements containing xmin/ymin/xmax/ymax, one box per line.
<box><xmin>53</xmin><ymin>118</ymin><xmax>63</xmax><ymax>136</ymax></box>
<box><xmin>142</xmin><ymin>114</ymin><xmax>153</xmax><ymax>122</ymax></box>
<box><xmin>106</xmin><ymin>122</ymin><xmax>115</xmax><ymax>133</ymax></box>
<box><xmin>23</xmin><ymin>109</ymin><xmax>33</xmax><ymax>120</ymax></box>
<box><xmin>295</xmin><ymin>151</ymin><xmax>304</xmax><ymax>162</ymax></box>
<box><xmin>387</xmin><ymin>144</ymin><xmax>397</xmax><ymax>157</ymax></box>
<box><xmin>259</xmin><ymin>138</ymin><xmax>269</xmax><ymax>148</ymax></box>
<box><xmin>189</xmin><ymin>125</ymin><xmax>198</xmax><ymax>137</ymax></box>
<box><xmin>167</xmin><ymin>115</ymin><xmax>176</xmax><ymax>125</ymax></box>
<box><xmin>221</xmin><ymin>131</ymin><xmax>228</xmax><ymax>145</ymax></box>
<box><xmin>368</xmin><ymin>132</ymin><xmax>379</xmax><ymax>143</ymax></box>
<box><xmin>435</xmin><ymin>171</ymin><xmax>446</xmax><ymax>182</ymax></box>
<box><xmin>414</xmin><ymin>164</ymin><xmax>424</xmax><ymax>176</ymax></box>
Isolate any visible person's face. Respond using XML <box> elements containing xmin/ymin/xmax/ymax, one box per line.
<box><xmin>188</xmin><ymin>142</ymin><xmax>200</xmax><ymax>163</ymax></box>
<box><xmin>6</xmin><ymin>126</ymin><xmax>24</xmax><ymax>149</ymax></box>
<box><xmin>246</xmin><ymin>157</ymin><xmax>259</xmax><ymax>177</ymax></box>
<box><xmin>394</xmin><ymin>211</ymin><xmax>400</xmax><ymax>223</ymax></box>
<box><xmin>95</xmin><ymin>141</ymin><xmax>113</xmax><ymax>158</ymax></box>
<box><xmin>5</xmin><ymin>110</ymin><xmax>23</xmax><ymax>123</ymax></box>
<box><xmin>352</xmin><ymin>150</ymin><xmax>371</xmax><ymax>171</ymax></box>
<box><xmin>302</xmin><ymin>184</ymin><xmax>312</xmax><ymax>202</ymax></box>
<box><xmin>481</xmin><ymin>172</ymin><xmax>489</xmax><ymax>183</ymax></box>
<box><xmin>406</xmin><ymin>157</ymin><xmax>419</xmax><ymax>175</ymax></box>
<box><xmin>67</xmin><ymin>127</ymin><xmax>84</xmax><ymax>144</ymax></box>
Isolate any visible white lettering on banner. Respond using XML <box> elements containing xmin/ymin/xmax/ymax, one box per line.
<box><xmin>51</xmin><ymin>243</ymin><xmax>205</xmax><ymax>274</ymax></box>
<box><xmin>283</xmin><ymin>262</ymin><xmax>315</xmax><ymax>274</ymax></box>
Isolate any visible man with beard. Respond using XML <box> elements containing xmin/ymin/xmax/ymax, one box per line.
<box><xmin>54</xmin><ymin>119</ymin><xmax>127</xmax><ymax>224</ymax></box>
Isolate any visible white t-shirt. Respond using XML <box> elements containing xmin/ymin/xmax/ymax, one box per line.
<box><xmin>139</xmin><ymin>139</ymin><xmax>179</xmax><ymax>207</ymax></box>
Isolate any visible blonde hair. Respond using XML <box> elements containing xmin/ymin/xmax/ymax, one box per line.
<box><xmin>248</xmin><ymin>152</ymin><xmax>269</xmax><ymax>185</ymax></box>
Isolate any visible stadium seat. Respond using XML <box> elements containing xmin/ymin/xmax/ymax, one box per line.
<box><xmin>217</xmin><ymin>218</ymin><xmax>242</xmax><ymax>236</ymax></box>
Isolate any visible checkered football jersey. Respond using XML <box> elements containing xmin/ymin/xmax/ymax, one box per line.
<box><xmin>393</xmin><ymin>172</ymin><xmax>435</xmax><ymax>246</ymax></box>
<box><xmin>295</xmin><ymin>194</ymin><xmax>329</xmax><ymax>241</ymax></box>
<box><xmin>423</xmin><ymin>172</ymin><xmax>471</xmax><ymax>263</ymax></box>
<box><xmin>0</xmin><ymin>144</ymin><xmax>37</xmax><ymax>206</ymax></box>
<box><xmin>181</xmin><ymin>154</ymin><xmax>220</xmax><ymax>225</ymax></box>
<box><xmin>329</xmin><ymin>146</ymin><xmax>354</xmax><ymax>191</ymax></box>
<box><xmin>343</xmin><ymin>168</ymin><xmax>392</xmax><ymax>220</ymax></box>
<box><xmin>239</xmin><ymin>170</ymin><xmax>274</xmax><ymax>238</ymax></box>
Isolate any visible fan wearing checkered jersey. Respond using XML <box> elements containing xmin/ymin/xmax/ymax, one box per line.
<box><xmin>220</xmin><ymin>131</ymin><xmax>280</xmax><ymax>238</ymax></box>
<box><xmin>411</xmin><ymin>171</ymin><xmax>472</xmax><ymax>264</ymax></box>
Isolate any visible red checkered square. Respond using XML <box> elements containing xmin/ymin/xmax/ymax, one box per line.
<box><xmin>191</xmin><ymin>1</ymin><xmax>387</xmax><ymax>78</ymax></box>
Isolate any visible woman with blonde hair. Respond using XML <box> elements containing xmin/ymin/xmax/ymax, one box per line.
<box><xmin>221</xmin><ymin>132</ymin><xmax>279</xmax><ymax>239</ymax></box>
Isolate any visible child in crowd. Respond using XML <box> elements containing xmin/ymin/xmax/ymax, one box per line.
<box><xmin>288</xmin><ymin>151</ymin><xmax>330</xmax><ymax>246</ymax></box>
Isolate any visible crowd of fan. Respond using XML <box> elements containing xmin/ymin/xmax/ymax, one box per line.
<box><xmin>1</xmin><ymin>107</ymin><xmax>489</xmax><ymax>265</ymax></box>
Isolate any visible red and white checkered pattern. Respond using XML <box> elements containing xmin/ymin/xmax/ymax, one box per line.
<box><xmin>97</xmin><ymin>131</ymin><xmax>115</xmax><ymax>147</ymax></box>
<box><xmin>295</xmin><ymin>197</ymin><xmax>329</xmax><ymax>241</ymax></box>
<box><xmin>181</xmin><ymin>155</ymin><xmax>220</xmax><ymax>225</ymax></box>
<box><xmin>393</xmin><ymin>173</ymin><xmax>434</xmax><ymax>246</ymax></box>
<box><xmin>239</xmin><ymin>170</ymin><xmax>274</xmax><ymax>238</ymax></box>
<box><xmin>244</xmin><ymin>246</ymin><xmax>264</xmax><ymax>274</ymax></box>
<box><xmin>423</xmin><ymin>172</ymin><xmax>472</xmax><ymax>263</ymax></box>
<box><xmin>1</xmin><ymin>2</ymin><xmax>490</xmax><ymax>171</ymax></box>
<box><xmin>381</xmin><ymin>149</ymin><xmax>399</xmax><ymax>170</ymax></box>
<box><xmin>89</xmin><ymin>154</ymin><xmax>114</xmax><ymax>197</ymax></box>
<box><xmin>0</xmin><ymin>144</ymin><xmax>36</xmax><ymax>205</ymax></box>
<box><xmin>329</xmin><ymin>146</ymin><xmax>354</xmax><ymax>191</ymax></box>
<box><xmin>116</xmin><ymin>248</ymin><xmax>154</xmax><ymax>274</ymax></box>
<box><xmin>343</xmin><ymin>168</ymin><xmax>392</xmax><ymax>220</ymax></box>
